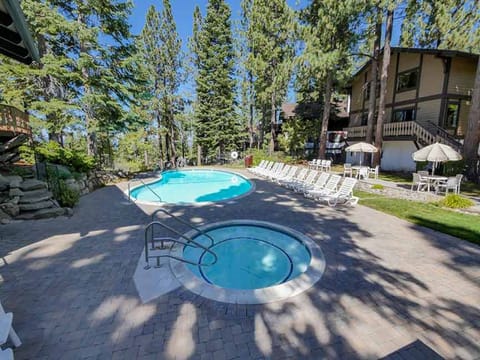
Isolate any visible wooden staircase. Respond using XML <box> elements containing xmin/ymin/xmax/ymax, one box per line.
<box><xmin>344</xmin><ymin>120</ymin><xmax>463</xmax><ymax>152</ymax></box>
<box><xmin>0</xmin><ymin>104</ymin><xmax>31</xmax><ymax>168</ymax></box>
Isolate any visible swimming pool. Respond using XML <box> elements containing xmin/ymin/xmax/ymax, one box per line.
<box><xmin>129</xmin><ymin>169</ymin><xmax>253</xmax><ymax>204</ymax></box>
<box><xmin>170</xmin><ymin>220</ymin><xmax>325</xmax><ymax>304</ymax></box>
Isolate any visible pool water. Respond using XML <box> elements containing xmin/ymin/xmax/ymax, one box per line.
<box><xmin>183</xmin><ymin>224</ymin><xmax>312</xmax><ymax>290</ymax></box>
<box><xmin>129</xmin><ymin>170</ymin><xmax>252</xmax><ymax>204</ymax></box>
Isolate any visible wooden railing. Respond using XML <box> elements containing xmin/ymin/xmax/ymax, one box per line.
<box><xmin>0</xmin><ymin>104</ymin><xmax>31</xmax><ymax>136</ymax></box>
<box><xmin>344</xmin><ymin>121</ymin><xmax>462</xmax><ymax>151</ymax></box>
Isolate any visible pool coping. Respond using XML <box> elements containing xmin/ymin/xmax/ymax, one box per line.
<box><xmin>169</xmin><ymin>220</ymin><xmax>326</xmax><ymax>304</ymax></box>
<box><xmin>125</xmin><ymin>168</ymin><xmax>256</xmax><ymax>207</ymax></box>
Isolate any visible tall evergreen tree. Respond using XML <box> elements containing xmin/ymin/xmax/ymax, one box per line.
<box><xmin>193</xmin><ymin>0</ymin><xmax>238</xmax><ymax>160</ymax></box>
<box><xmin>139</xmin><ymin>1</ymin><xmax>182</xmax><ymax>164</ymax></box>
<box><xmin>242</xmin><ymin>0</ymin><xmax>295</xmax><ymax>154</ymax></box>
<box><xmin>301</xmin><ymin>0</ymin><xmax>363</xmax><ymax>159</ymax></box>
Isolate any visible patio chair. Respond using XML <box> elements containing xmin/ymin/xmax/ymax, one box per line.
<box><xmin>293</xmin><ymin>170</ymin><xmax>318</xmax><ymax>193</ymax></box>
<box><xmin>308</xmin><ymin>159</ymin><xmax>318</xmax><ymax>169</ymax></box>
<box><xmin>266</xmin><ymin>163</ymin><xmax>284</xmax><ymax>179</ymax></box>
<box><xmin>343</xmin><ymin>163</ymin><xmax>353</xmax><ymax>177</ymax></box>
<box><xmin>303</xmin><ymin>172</ymin><xmax>330</xmax><ymax>195</ymax></box>
<box><xmin>436</xmin><ymin>177</ymin><xmax>458</xmax><ymax>195</ymax></box>
<box><xmin>276</xmin><ymin>166</ymin><xmax>298</xmax><ymax>184</ymax></box>
<box><xmin>0</xmin><ymin>301</ymin><xmax>21</xmax><ymax>349</ymax></box>
<box><xmin>411</xmin><ymin>173</ymin><xmax>427</xmax><ymax>192</ymax></box>
<box><xmin>322</xmin><ymin>178</ymin><xmax>359</xmax><ymax>207</ymax></box>
<box><xmin>305</xmin><ymin>174</ymin><xmax>341</xmax><ymax>199</ymax></box>
<box><xmin>270</xmin><ymin>164</ymin><xmax>291</xmax><ymax>181</ymax></box>
<box><xmin>249</xmin><ymin>159</ymin><xmax>266</xmax><ymax>173</ymax></box>
<box><xmin>357</xmin><ymin>167</ymin><xmax>369</xmax><ymax>179</ymax></box>
<box><xmin>252</xmin><ymin>160</ymin><xmax>271</xmax><ymax>175</ymax></box>
<box><xmin>282</xmin><ymin>168</ymin><xmax>308</xmax><ymax>189</ymax></box>
<box><xmin>455</xmin><ymin>174</ymin><xmax>463</xmax><ymax>193</ymax></box>
<box><xmin>418</xmin><ymin>170</ymin><xmax>429</xmax><ymax>177</ymax></box>
<box><xmin>324</xmin><ymin>160</ymin><xmax>332</xmax><ymax>172</ymax></box>
<box><xmin>368</xmin><ymin>165</ymin><xmax>379</xmax><ymax>179</ymax></box>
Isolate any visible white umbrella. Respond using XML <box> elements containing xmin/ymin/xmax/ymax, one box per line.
<box><xmin>412</xmin><ymin>142</ymin><xmax>462</xmax><ymax>175</ymax></box>
<box><xmin>345</xmin><ymin>142</ymin><xmax>378</xmax><ymax>166</ymax></box>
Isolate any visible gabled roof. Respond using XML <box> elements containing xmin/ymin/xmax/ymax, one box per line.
<box><xmin>0</xmin><ymin>0</ymin><xmax>39</xmax><ymax>64</ymax></box>
<box><xmin>352</xmin><ymin>47</ymin><xmax>479</xmax><ymax>80</ymax></box>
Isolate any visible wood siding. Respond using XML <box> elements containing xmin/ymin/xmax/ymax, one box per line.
<box><xmin>457</xmin><ymin>99</ymin><xmax>471</xmax><ymax>136</ymax></box>
<box><xmin>448</xmin><ymin>57</ymin><xmax>476</xmax><ymax>95</ymax></box>
<box><xmin>419</xmin><ymin>55</ymin><xmax>445</xmax><ymax>97</ymax></box>
<box><xmin>416</xmin><ymin>99</ymin><xmax>442</xmax><ymax>124</ymax></box>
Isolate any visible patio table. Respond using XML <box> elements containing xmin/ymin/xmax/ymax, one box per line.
<box><xmin>421</xmin><ymin>175</ymin><xmax>448</xmax><ymax>192</ymax></box>
<box><xmin>352</xmin><ymin>166</ymin><xmax>370</xmax><ymax>179</ymax></box>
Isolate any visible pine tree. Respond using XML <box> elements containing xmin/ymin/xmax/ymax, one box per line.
<box><xmin>139</xmin><ymin>1</ymin><xmax>183</xmax><ymax>165</ymax></box>
<box><xmin>193</xmin><ymin>0</ymin><xmax>238</xmax><ymax>160</ymax></box>
<box><xmin>300</xmin><ymin>0</ymin><xmax>363</xmax><ymax>158</ymax></box>
<box><xmin>242</xmin><ymin>0</ymin><xmax>295</xmax><ymax>155</ymax></box>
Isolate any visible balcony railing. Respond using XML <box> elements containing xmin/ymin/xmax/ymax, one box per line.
<box><xmin>344</xmin><ymin>121</ymin><xmax>462</xmax><ymax>151</ymax></box>
<box><xmin>0</xmin><ymin>104</ymin><xmax>31</xmax><ymax>136</ymax></box>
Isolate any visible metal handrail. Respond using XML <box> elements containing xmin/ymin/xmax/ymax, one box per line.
<box><xmin>144</xmin><ymin>221</ymin><xmax>218</xmax><ymax>268</ymax></box>
<box><xmin>151</xmin><ymin>208</ymin><xmax>215</xmax><ymax>247</ymax></box>
<box><xmin>128</xmin><ymin>177</ymin><xmax>163</xmax><ymax>202</ymax></box>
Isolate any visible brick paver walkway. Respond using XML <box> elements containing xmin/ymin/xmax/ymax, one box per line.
<box><xmin>1</xmin><ymin>170</ymin><xmax>479</xmax><ymax>359</ymax></box>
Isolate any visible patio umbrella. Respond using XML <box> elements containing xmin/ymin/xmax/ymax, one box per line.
<box><xmin>345</xmin><ymin>142</ymin><xmax>378</xmax><ymax>166</ymax></box>
<box><xmin>412</xmin><ymin>142</ymin><xmax>462</xmax><ymax>175</ymax></box>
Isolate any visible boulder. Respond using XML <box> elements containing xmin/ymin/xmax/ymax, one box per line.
<box><xmin>9</xmin><ymin>188</ymin><xmax>24</xmax><ymax>197</ymax></box>
<box><xmin>0</xmin><ymin>202</ymin><xmax>19</xmax><ymax>217</ymax></box>
<box><xmin>4</xmin><ymin>175</ymin><xmax>22</xmax><ymax>188</ymax></box>
<box><xmin>16</xmin><ymin>207</ymin><xmax>66</xmax><ymax>220</ymax></box>
<box><xmin>0</xmin><ymin>175</ymin><xmax>8</xmax><ymax>191</ymax></box>
<box><xmin>64</xmin><ymin>178</ymin><xmax>81</xmax><ymax>193</ymax></box>
<box><xmin>64</xmin><ymin>207</ymin><xmax>73</xmax><ymax>217</ymax></box>
<box><xmin>19</xmin><ymin>200</ymin><xmax>55</xmax><ymax>211</ymax></box>
<box><xmin>20</xmin><ymin>179</ymin><xmax>47</xmax><ymax>191</ymax></box>
<box><xmin>0</xmin><ymin>208</ymin><xmax>12</xmax><ymax>223</ymax></box>
<box><xmin>19</xmin><ymin>190</ymin><xmax>53</xmax><ymax>204</ymax></box>
<box><xmin>8</xmin><ymin>196</ymin><xmax>20</xmax><ymax>205</ymax></box>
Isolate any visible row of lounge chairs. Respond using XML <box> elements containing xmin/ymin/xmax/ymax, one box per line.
<box><xmin>248</xmin><ymin>160</ymin><xmax>359</xmax><ymax>207</ymax></box>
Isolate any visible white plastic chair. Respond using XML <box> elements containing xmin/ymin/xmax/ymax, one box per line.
<box><xmin>0</xmin><ymin>301</ymin><xmax>21</xmax><ymax>349</ymax></box>
<box><xmin>411</xmin><ymin>173</ymin><xmax>427</xmax><ymax>192</ymax></box>
<box><xmin>368</xmin><ymin>165</ymin><xmax>379</xmax><ymax>179</ymax></box>
<box><xmin>294</xmin><ymin>170</ymin><xmax>318</xmax><ymax>193</ymax></box>
<box><xmin>303</xmin><ymin>172</ymin><xmax>330</xmax><ymax>195</ymax></box>
<box><xmin>276</xmin><ymin>166</ymin><xmax>298</xmax><ymax>184</ymax></box>
<box><xmin>343</xmin><ymin>163</ymin><xmax>353</xmax><ymax>177</ymax></box>
<box><xmin>436</xmin><ymin>177</ymin><xmax>458</xmax><ymax>194</ymax></box>
<box><xmin>284</xmin><ymin>168</ymin><xmax>308</xmax><ymax>189</ymax></box>
<box><xmin>324</xmin><ymin>178</ymin><xmax>359</xmax><ymax>207</ymax></box>
<box><xmin>305</xmin><ymin>174</ymin><xmax>341</xmax><ymax>199</ymax></box>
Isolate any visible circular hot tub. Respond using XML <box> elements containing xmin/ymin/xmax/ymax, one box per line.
<box><xmin>170</xmin><ymin>220</ymin><xmax>325</xmax><ymax>304</ymax></box>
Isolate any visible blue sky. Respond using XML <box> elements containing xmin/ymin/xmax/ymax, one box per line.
<box><xmin>129</xmin><ymin>0</ymin><xmax>307</xmax><ymax>41</ymax></box>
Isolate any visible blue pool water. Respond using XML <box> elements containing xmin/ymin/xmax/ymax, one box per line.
<box><xmin>129</xmin><ymin>170</ymin><xmax>252</xmax><ymax>204</ymax></box>
<box><xmin>183</xmin><ymin>224</ymin><xmax>312</xmax><ymax>290</ymax></box>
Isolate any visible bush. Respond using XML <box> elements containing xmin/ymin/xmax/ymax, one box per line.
<box><xmin>56</xmin><ymin>181</ymin><xmax>80</xmax><ymax>207</ymax></box>
<box><xmin>438</xmin><ymin>194</ymin><xmax>474</xmax><ymax>209</ymax></box>
<box><xmin>371</xmin><ymin>184</ymin><xmax>385</xmax><ymax>190</ymax></box>
<box><xmin>35</xmin><ymin>141</ymin><xmax>96</xmax><ymax>173</ymax></box>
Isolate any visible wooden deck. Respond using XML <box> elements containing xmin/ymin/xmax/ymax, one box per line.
<box><xmin>0</xmin><ymin>104</ymin><xmax>31</xmax><ymax>138</ymax></box>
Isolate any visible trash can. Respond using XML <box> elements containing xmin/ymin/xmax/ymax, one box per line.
<box><xmin>244</xmin><ymin>155</ymin><xmax>253</xmax><ymax>168</ymax></box>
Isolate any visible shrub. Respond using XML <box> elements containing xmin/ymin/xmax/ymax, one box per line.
<box><xmin>245</xmin><ymin>149</ymin><xmax>295</xmax><ymax>166</ymax></box>
<box><xmin>35</xmin><ymin>141</ymin><xmax>96</xmax><ymax>173</ymax></box>
<box><xmin>371</xmin><ymin>184</ymin><xmax>385</xmax><ymax>190</ymax></box>
<box><xmin>438</xmin><ymin>194</ymin><xmax>474</xmax><ymax>209</ymax></box>
<box><xmin>56</xmin><ymin>181</ymin><xmax>80</xmax><ymax>208</ymax></box>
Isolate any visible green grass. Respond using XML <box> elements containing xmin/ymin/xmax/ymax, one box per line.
<box><xmin>377</xmin><ymin>172</ymin><xmax>411</xmax><ymax>183</ymax></box>
<box><xmin>460</xmin><ymin>181</ymin><xmax>480</xmax><ymax>198</ymax></box>
<box><xmin>354</xmin><ymin>190</ymin><xmax>480</xmax><ymax>245</ymax></box>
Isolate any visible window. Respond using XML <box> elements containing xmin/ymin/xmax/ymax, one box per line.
<box><xmin>445</xmin><ymin>102</ymin><xmax>459</xmax><ymax>128</ymax></box>
<box><xmin>396</xmin><ymin>68</ymin><xmax>419</xmax><ymax>92</ymax></box>
<box><xmin>361</xmin><ymin>113</ymin><xmax>368</xmax><ymax>126</ymax></box>
<box><xmin>393</xmin><ymin>108</ymin><xmax>416</xmax><ymax>122</ymax></box>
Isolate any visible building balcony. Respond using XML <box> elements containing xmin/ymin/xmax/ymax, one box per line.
<box><xmin>0</xmin><ymin>104</ymin><xmax>31</xmax><ymax>138</ymax></box>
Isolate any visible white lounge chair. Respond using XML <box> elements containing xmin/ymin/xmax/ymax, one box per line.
<box><xmin>303</xmin><ymin>172</ymin><xmax>330</xmax><ymax>194</ymax></box>
<box><xmin>305</xmin><ymin>174</ymin><xmax>341</xmax><ymax>199</ymax></box>
<box><xmin>322</xmin><ymin>177</ymin><xmax>359</xmax><ymax>207</ymax></box>
<box><xmin>248</xmin><ymin>159</ymin><xmax>266</xmax><ymax>173</ymax></box>
<box><xmin>293</xmin><ymin>170</ymin><xmax>318</xmax><ymax>193</ymax></box>
<box><xmin>263</xmin><ymin>162</ymin><xmax>284</xmax><ymax>179</ymax></box>
<box><xmin>270</xmin><ymin>164</ymin><xmax>291</xmax><ymax>181</ymax></box>
<box><xmin>283</xmin><ymin>168</ymin><xmax>308</xmax><ymax>189</ymax></box>
<box><xmin>276</xmin><ymin>166</ymin><xmax>298</xmax><ymax>184</ymax></box>
<box><xmin>256</xmin><ymin>161</ymin><xmax>275</xmax><ymax>177</ymax></box>
<box><xmin>252</xmin><ymin>160</ymin><xmax>271</xmax><ymax>175</ymax></box>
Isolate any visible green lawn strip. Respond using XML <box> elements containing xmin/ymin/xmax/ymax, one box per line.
<box><xmin>354</xmin><ymin>190</ymin><xmax>480</xmax><ymax>245</ymax></box>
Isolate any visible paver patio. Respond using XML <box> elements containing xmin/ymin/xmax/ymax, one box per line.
<box><xmin>0</xmin><ymin>170</ymin><xmax>479</xmax><ymax>359</ymax></box>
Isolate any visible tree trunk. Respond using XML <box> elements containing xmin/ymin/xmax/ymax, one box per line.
<box><xmin>463</xmin><ymin>56</ymin><xmax>480</xmax><ymax>182</ymax></box>
<box><xmin>249</xmin><ymin>103</ymin><xmax>254</xmax><ymax>148</ymax></box>
<box><xmin>269</xmin><ymin>90</ymin><xmax>276</xmax><ymax>155</ymax></box>
<box><xmin>77</xmin><ymin>11</ymin><xmax>96</xmax><ymax>157</ymax></box>
<box><xmin>318</xmin><ymin>71</ymin><xmax>333</xmax><ymax>159</ymax></box>
<box><xmin>373</xmin><ymin>10</ymin><xmax>393</xmax><ymax>167</ymax></box>
<box><xmin>156</xmin><ymin>113</ymin><xmax>164</xmax><ymax>161</ymax></box>
<box><xmin>197</xmin><ymin>144</ymin><xmax>202</xmax><ymax>166</ymax></box>
<box><xmin>365</xmin><ymin>18</ymin><xmax>382</xmax><ymax>165</ymax></box>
